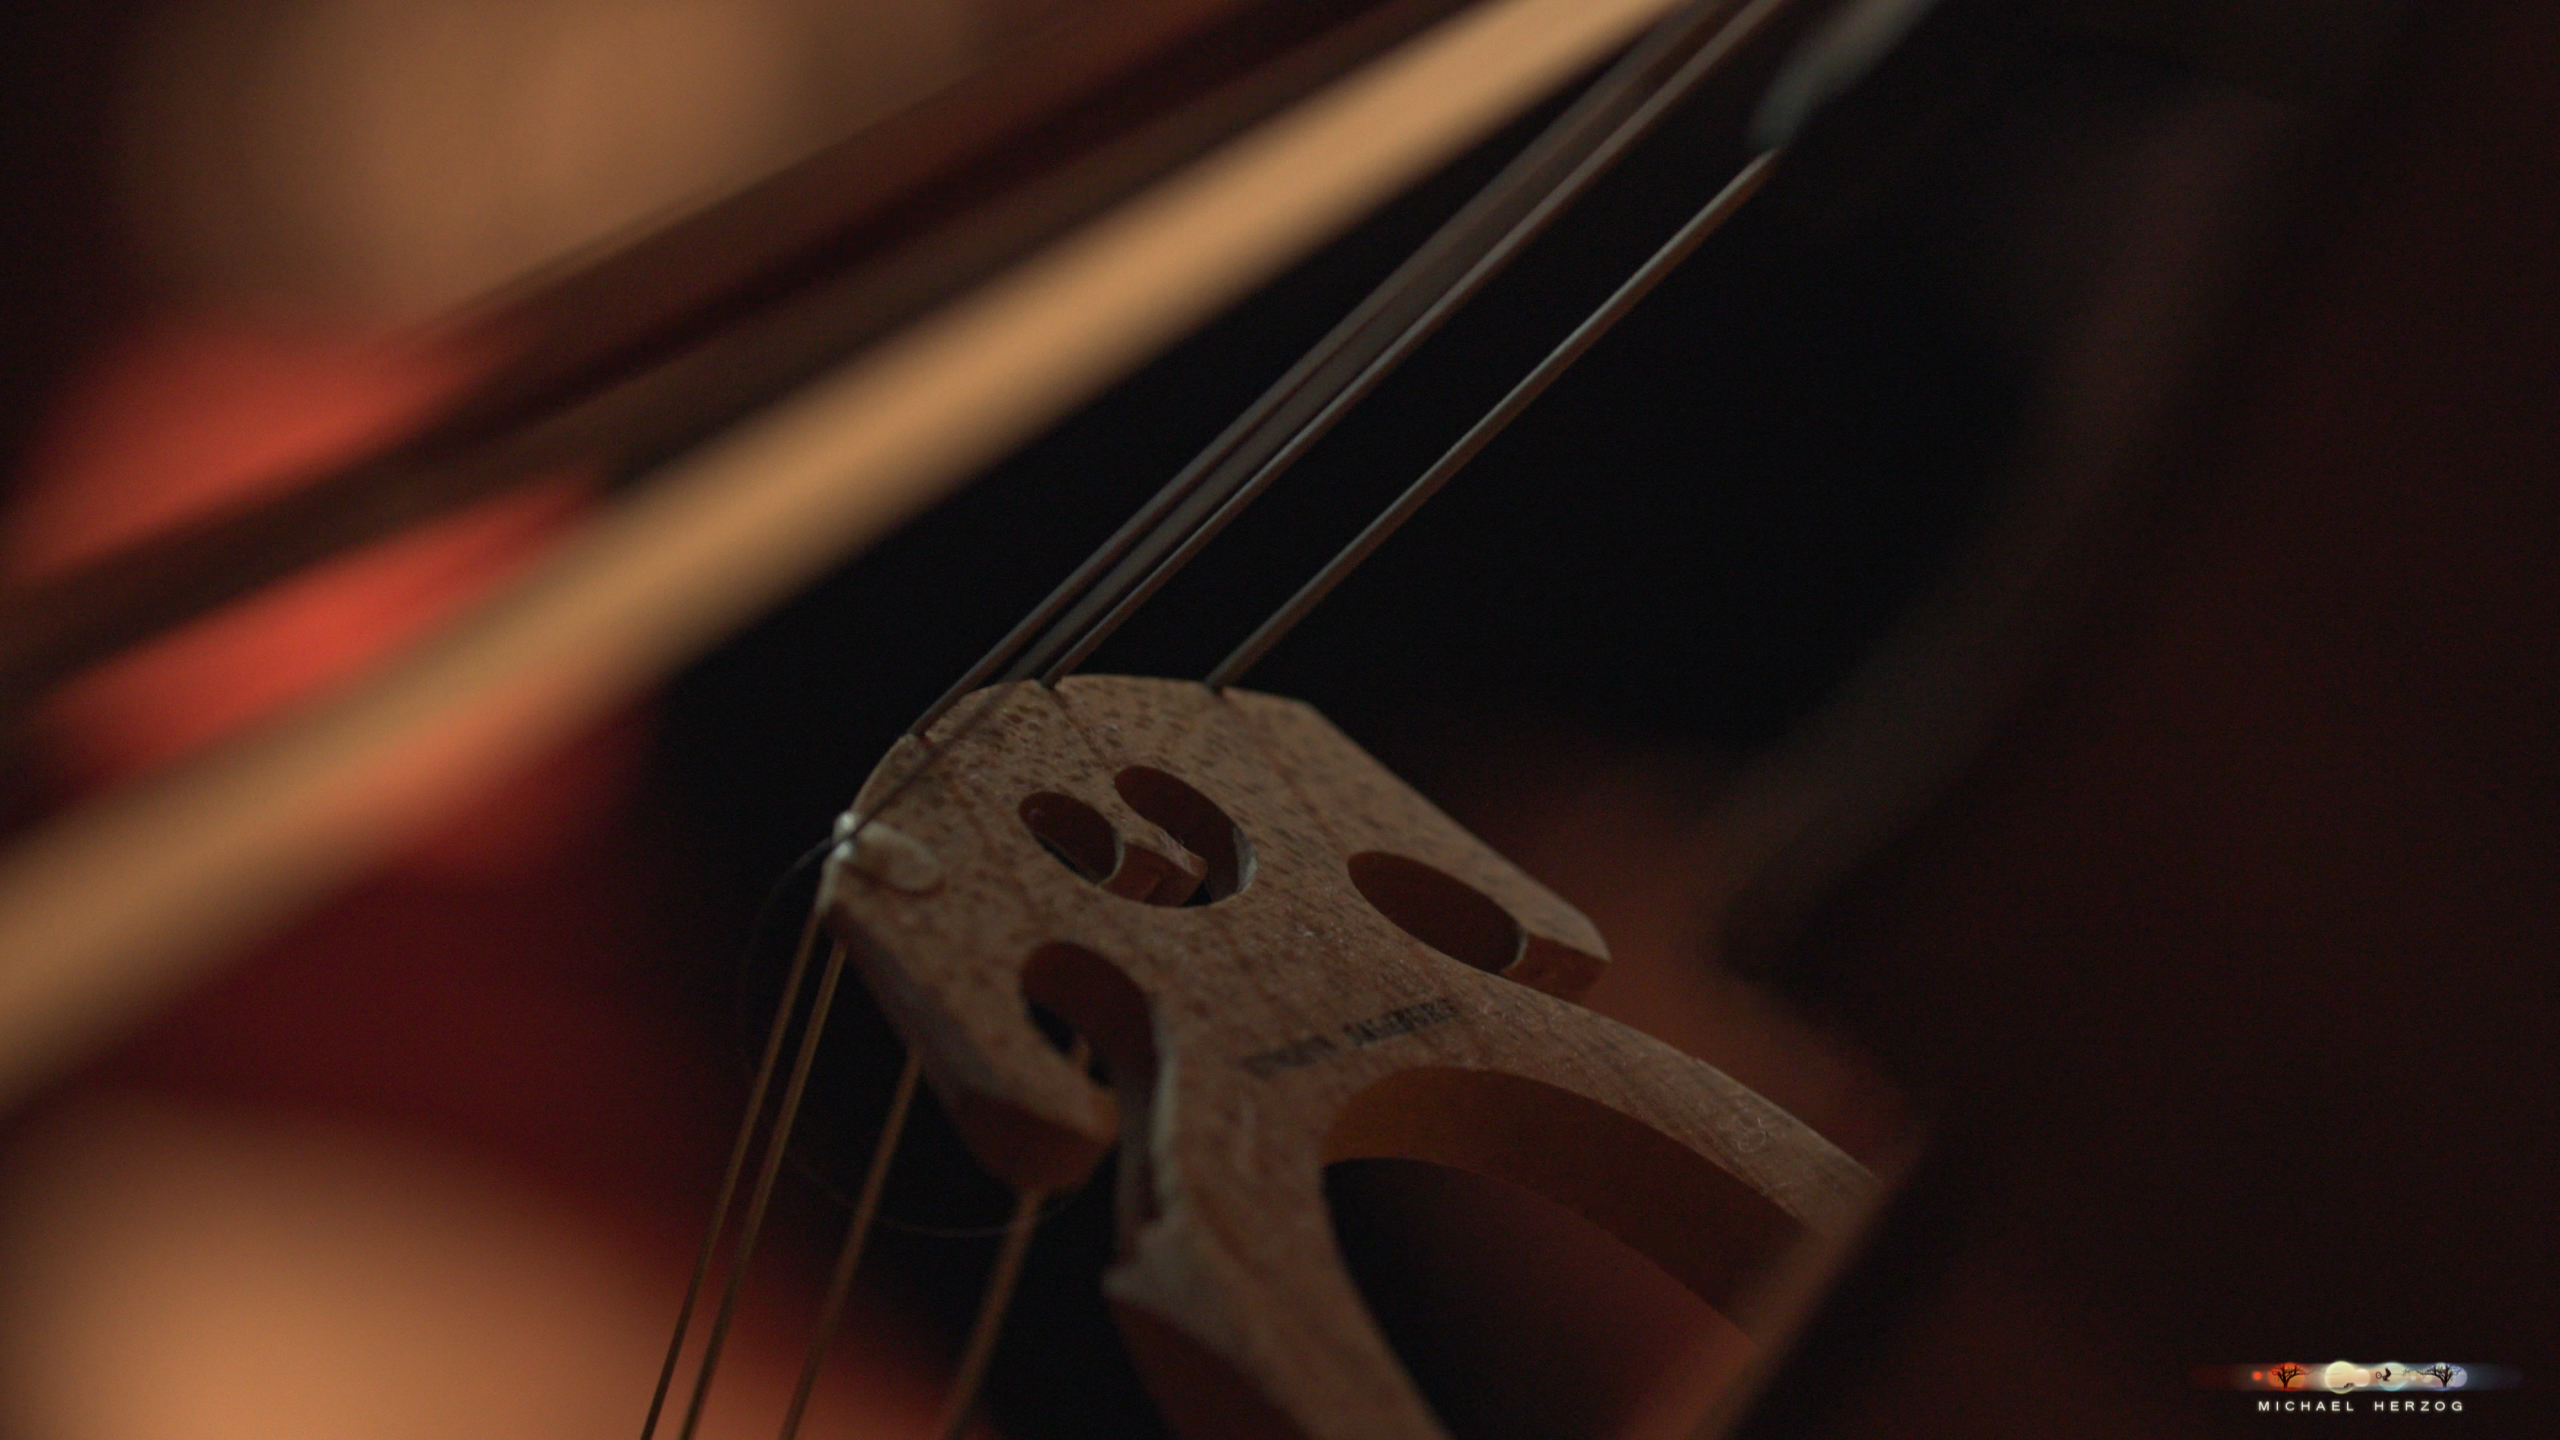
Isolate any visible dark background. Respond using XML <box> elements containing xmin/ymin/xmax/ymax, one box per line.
<box><xmin>3</xmin><ymin>1</ymin><xmax>2552</xmax><ymax>1436</ymax></box>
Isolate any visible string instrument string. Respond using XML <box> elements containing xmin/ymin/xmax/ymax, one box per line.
<box><xmin>1208</xmin><ymin>147</ymin><xmax>1778</xmax><ymax>690</ymax></box>
<box><xmin>928</xmin><ymin>1039</ymin><xmax>1091</xmax><ymax>1440</ymax></box>
<box><xmin>916</xmin><ymin>0</ymin><xmax>1800</xmax><ymax>727</ymax></box>
<box><xmin>642</xmin><ymin>0</ymin><xmax>1889</xmax><ymax>1431</ymax></box>
<box><xmin>1031</xmin><ymin>10</ymin><xmax>1800</xmax><ymax>688</ymax></box>
<box><xmin>637</xmin><ymin>900</ymin><xmax>833</xmax><ymax>1440</ymax></box>
<box><xmin>778</xmin><ymin>1048</ymin><xmax>923</xmax><ymax>1440</ymax></box>
<box><xmin>0</xmin><ymin>0</ymin><xmax>1700</xmax><ymax>1112</ymax></box>
<box><xmin>664</xmin><ymin>926</ymin><xmax>859</xmax><ymax>1440</ymax></box>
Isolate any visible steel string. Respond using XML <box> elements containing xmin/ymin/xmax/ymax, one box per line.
<box><xmin>650</xmin><ymin>5</ymin><xmax>1814</xmax><ymax>1433</ymax></box>
<box><xmin>1208</xmin><ymin>149</ymin><xmax>1781</xmax><ymax>689</ymax></box>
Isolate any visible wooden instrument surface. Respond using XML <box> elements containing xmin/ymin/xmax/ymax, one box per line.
<box><xmin>827</xmin><ymin>675</ymin><xmax>1871</xmax><ymax>1435</ymax></box>
<box><xmin>0</xmin><ymin>0</ymin><xmax>2553</xmax><ymax>1436</ymax></box>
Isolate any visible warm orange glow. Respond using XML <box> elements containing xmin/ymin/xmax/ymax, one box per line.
<box><xmin>119</xmin><ymin>0</ymin><xmax>989</xmax><ymax>322</ymax></box>
<box><xmin>3</xmin><ymin>317</ymin><xmax>624</xmax><ymax>874</ymax></box>
<box><xmin>0</xmin><ymin>312</ymin><xmax>966</xmax><ymax>1437</ymax></box>
<box><xmin>0</xmin><ymin>1092</ymin><xmax>956</xmax><ymax>1440</ymax></box>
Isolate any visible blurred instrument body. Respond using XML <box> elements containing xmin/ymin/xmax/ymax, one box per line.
<box><xmin>2</xmin><ymin>0</ymin><xmax>2554</xmax><ymax>1436</ymax></box>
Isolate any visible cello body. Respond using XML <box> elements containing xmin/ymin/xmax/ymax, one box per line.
<box><xmin>0</xmin><ymin>0</ymin><xmax>2552</xmax><ymax>1435</ymax></box>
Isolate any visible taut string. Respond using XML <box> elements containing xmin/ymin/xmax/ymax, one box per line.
<box><xmin>777</xmin><ymin>1048</ymin><xmax>923</xmax><ymax>1440</ymax></box>
<box><xmin>639</xmin><ymin>899</ymin><xmax>832</xmax><ymax>1440</ymax></box>
<box><xmin>1032</xmin><ymin>0</ymin><xmax>1798</xmax><ymax>686</ymax></box>
<box><xmin>669</xmin><ymin>932</ymin><xmax>856</xmax><ymax>1440</ymax></box>
<box><xmin>1207</xmin><ymin>148</ymin><xmax>1780</xmax><ymax>689</ymax></box>
<box><xmin>653</xmin><ymin>4</ymin><xmax>1817</xmax><ymax>1434</ymax></box>
<box><xmin>925</xmin><ymin>1038</ymin><xmax>1084</xmax><ymax>1440</ymax></box>
<box><xmin>931</xmin><ymin>1182</ymin><xmax>1052</xmax><ymax>1440</ymax></box>
<box><xmin>912</xmin><ymin>0</ymin><xmax>1796</xmax><ymax>732</ymax></box>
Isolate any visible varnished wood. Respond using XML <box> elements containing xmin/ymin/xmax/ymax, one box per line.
<box><xmin>0</xmin><ymin>0</ymin><xmax>1693</xmax><ymax>1102</ymax></box>
<box><xmin>826</xmin><ymin>676</ymin><xmax>1873</xmax><ymax>1439</ymax></box>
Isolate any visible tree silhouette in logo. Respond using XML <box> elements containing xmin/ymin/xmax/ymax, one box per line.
<box><xmin>2272</xmin><ymin>1365</ymin><xmax>2305</xmax><ymax>1390</ymax></box>
<box><xmin>2422</xmin><ymin>1365</ymin><xmax>2455</xmax><ymax>1388</ymax></box>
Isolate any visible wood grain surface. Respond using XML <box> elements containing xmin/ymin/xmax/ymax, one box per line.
<box><xmin>828</xmin><ymin>676</ymin><xmax>1874</xmax><ymax>1439</ymax></box>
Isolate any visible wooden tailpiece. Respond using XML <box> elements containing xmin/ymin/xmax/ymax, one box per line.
<box><xmin>824</xmin><ymin>676</ymin><xmax>1872</xmax><ymax>1439</ymax></box>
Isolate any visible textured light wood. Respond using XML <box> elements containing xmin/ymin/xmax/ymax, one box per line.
<box><xmin>826</xmin><ymin>677</ymin><xmax>1874</xmax><ymax>1440</ymax></box>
